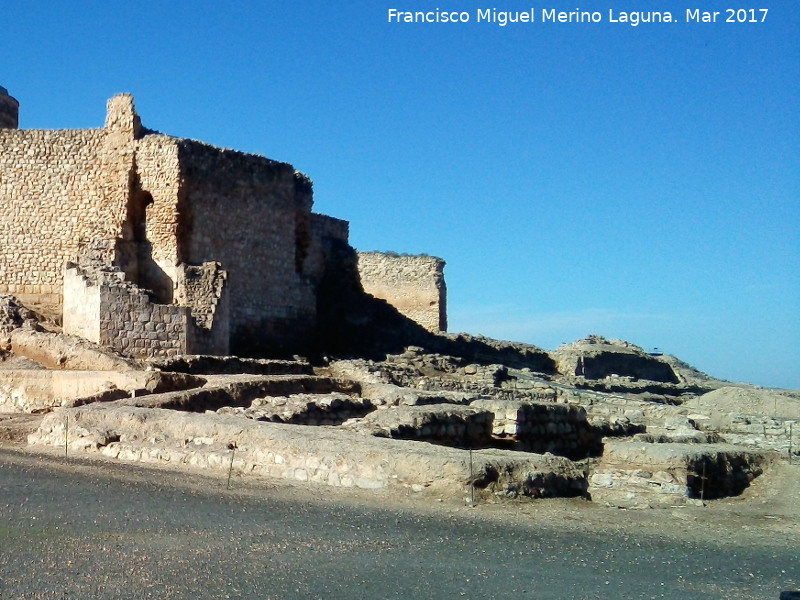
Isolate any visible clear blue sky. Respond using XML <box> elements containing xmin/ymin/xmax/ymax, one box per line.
<box><xmin>3</xmin><ymin>1</ymin><xmax>798</xmax><ymax>388</ymax></box>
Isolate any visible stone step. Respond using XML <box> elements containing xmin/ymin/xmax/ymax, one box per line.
<box><xmin>109</xmin><ymin>375</ymin><xmax>337</xmax><ymax>412</ymax></box>
<box><xmin>148</xmin><ymin>355</ymin><xmax>313</xmax><ymax>376</ymax></box>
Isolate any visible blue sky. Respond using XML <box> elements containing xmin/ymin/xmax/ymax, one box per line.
<box><xmin>3</xmin><ymin>1</ymin><xmax>798</xmax><ymax>388</ymax></box>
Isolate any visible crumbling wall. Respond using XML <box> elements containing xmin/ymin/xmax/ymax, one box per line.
<box><xmin>64</xmin><ymin>265</ymin><xmax>188</xmax><ymax>358</ymax></box>
<box><xmin>127</xmin><ymin>133</ymin><xmax>183</xmax><ymax>298</ymax></box>
<box><xmin>0</xmin><ymin>94</ymin><xmax>176</xmax><ymax>314</ymax></box>
<box><xmin>589</xmin><ymin>440</ymin><xmax>767</xmax><ymax>507</ymax></box>
<box><xmin>174</xmin><ymin>140</ymin><xmax>320</xmax><ymax>356</ymax></box>
<box><xmin>1</xmin><ymin>92</ymin><xmax>356</xmax><ymax>359</ymax></box>
<box><xmin>553</xmin><ymin>336</ymin><xmax>679</xmax><ymax>383</ymax></box>
<box><xmin>61</xmin><ymin>265</ymin><xmax>102</xmax><ymax>343</ymax></box>
<box><xmin>357</xmin><ymin>252</ymin><xmax>447</xmax><ymax>332</ymax></box>
<box><xmin>179</xmin><ymin>262</ymin><xmax>230</xmax><ymax>356</ymax></box>
<box><xmin>305</xmin><ymin>214</ymin><xmax>350</xmax><ymax>281</ymax></box>
<box><xmin>63</xmin><ymin>263</ymin><xmax>227</xmax><ymax>359</ymax></box>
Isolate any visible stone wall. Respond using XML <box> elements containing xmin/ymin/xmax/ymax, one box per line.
<box><xmin>306</xmin><ymin>214</ymin><xmax>350</xmax><ymax>282</ymax></box>
<box><xmin>470</xmin><ymin>398</ymin><xmax>601</xmax><ymax>458</ymax></box>
<box><xmin>173</xmin><ymin>140</ymin><xmax>319</xmax><ymax>355</ymax></box>
<box><xmin>29</xmin><ymin>405</ymin><xmax>588</xmax><ymax>498</ymax></box>
<box><xmin>0</xmin><ymin>128</ymin><xmax>116</xmax><ymax>308</ymax></box>
<box><xmin>63</xmin><ymin>263</ymin><xmax>229</xmax><ymax>359</ymax></box>
<box><xmin>357</xmin><ymin>252</ymin><xmax>446</xmax><ymax>332</ymax></box>
<box><xmin>589</xmin><ymin>440</ymin><xmax>767</xmax><ymax>508</ymax></box>
<box><xmin>64</xmin><ymin>265</ymin><xmax>188</xmax><ymax>358</ymax></box>
<box><xmin>2</xmin><ymin>91</ymin><xmax>452</xmax><ymax>359</ymax></box>
<box><xmin>0</xmin><ymin>369</ymin><xmax>198</xmax><ymax>413</ymax></box>
<box><xmin>0</xmin><ymin>92</ymin><xmax>361</xmax><ymax>358</ymax></box>
<box><xmin>0</xmin><ymin>88</ymin><xmax>19</xmax><ymax>129</ymax></box>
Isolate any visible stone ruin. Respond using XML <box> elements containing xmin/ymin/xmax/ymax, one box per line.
<box><xmin>1</xmin><ymin>86</ymin><xmax>797</xmax><ymax>508</ymax></box>
<box><xmin>10</xmin><ymin>330</ymin><xmax>796</xmax><ymax>507</ymax></box>
<box><xmin>0</xmin><ymin>87</ymin><xmax>445</xmax><ymax>360</ymax></box>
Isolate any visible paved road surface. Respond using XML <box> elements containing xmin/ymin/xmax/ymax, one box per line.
<box><xmin>0</xmin><ymin>450</ymin><xmax>796</xmax><ymax>599</ymax></box>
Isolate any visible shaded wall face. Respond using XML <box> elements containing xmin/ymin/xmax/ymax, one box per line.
<box><xmin>175</xmin><ymin>141</ymin><xmax>318</xmax><ymax>356</ymax></box>
<box><xmin>0</xmin><ymin>128</ymin><xmax>123</xmax><ymax>307</ymax></box>
<box><xmin>0</xmin><ymin>94</ymin><xmax>19</xmax><ymax>129</ymax></box>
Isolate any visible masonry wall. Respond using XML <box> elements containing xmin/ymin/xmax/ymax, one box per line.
<box><xmin>305</xmin><ymin>214</ymin><xmax>350</xmax><ymax>281</ymax></box>
<box><xmin>63</xmin><ymin>265</ymin><xmax>194</xmax><ymax>359</ymax></box>
<box><xmin>0</xmin><ymin>93</ymin><xmax>364</xmax><ymax>359</ymax></box>
<box><xmin>0</xmin><ymin>128</ymin><xmax>122</xmax><ymax>308</ymax></box>
<box><xmin>129</xmin><ymin>134</ymin><xmax>183</xmax><ymax>301</ymax></box>
<box><xmin>97</xmin><ymin>280</ymin><xmax>190</xmax><ymax>359</ymax></box>
<box><xmin>174</xmin><ymin>140</ymin><xmax>319</xmax><ymax>356</ymax></box>
<box><xmin>357</xmin><ymin>252</ymin><xmax>447</xmax><ymax>332</ymax></box>
<box><xmin>62</xmin><ymin>265</ymin><xmax>102</xmax><ymax>343</ymax></box>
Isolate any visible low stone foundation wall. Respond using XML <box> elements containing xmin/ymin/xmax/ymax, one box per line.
<box><xmin>560</xmin><ymin>388</ymin><xmax>688</xmax><ymax>427</ymax></box>
<box><xmin>690</xmin><ymin>413</ymin><xmax>798</xmax><ymax>454</ymax></box>
<box><xmin>9</xmin><ymin>327</ymin><xmax>139</xmax><ymax>371</ymax></box>
<box><xmin>148</xmin><ymin>355</ymin><xmax>313</xmax><ymax>376</ymax></box>
<box><xmin>345</xmin><ymin>404</ymin><xmax>494</xmax><ymax>448</ymax></box>
<box><xmin>470</xmin><ymin>398</ymin><xmax>601</xmax><ymax>459</ymax></box>
<box><xmin>28</xmin><ymin>405</ymin><xmax>587</xmax><ymax>498</ymax></box>
<box><xmin>218</xmin><ymin>393</ymin><xmax>373</xmax><ymax>426</ymax></box>
<box><xmin>589</xmin><ymin>440</ymin><xmax>768</xmax><ymax>508</ymax></box>
<box><xmin>108</xmin><ymin>375</ymin><xmax>336</xmax><ymax>412</ymax></box>
<box><xmin>0</xmin><ymin>369</ymin><xmax>203</xmax><ymax>413</ymax></box>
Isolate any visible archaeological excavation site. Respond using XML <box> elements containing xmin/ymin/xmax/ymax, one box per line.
<box><xmin>1</xmin><ymin>88</ymin><xmax>798</xmax><ymax>509</ymax></box>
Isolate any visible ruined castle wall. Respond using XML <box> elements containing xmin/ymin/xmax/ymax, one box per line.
<box><xmin>0</xmin><ymin>128</ymin><xmax>125</xmax><ymax>308</ymax></box>
<box><xmin>174</xmin><ymin>140</ymin><xmax>318</xmax><ymax>356</ymax></box>
<box><xmin>357</xmin><ymin>252</ymin><xmax>447</xmax><ymax>332</ymax></box>
<box><xmin>132</xmin><ymin>135</ymin><xmax>183</xmax><ymax>291</ymax></box>
<box><xmin>62</xmin><ymin>267</ymin><xmax>102</xmax><ymax>343</ymax></box>
<box><xmin>0</xmin><ymin>93</ymin><xmax>357</xmax><ymax>358</ymax></box>
<box><xmin>98</xmin><ymin>284</ymin><xmax>189</xmax><ymax>359</ymax></box>
<box><xmin>179</xmin><ymin>262</ymin><xmax>230</xmax><ymax>356</ymax></box>
<box><xmin>305</xmin><ymin>214</ymin><xmax>350</xmax><ymax>281</ymax></box>
<box><xmin>64</xmin><ymin>265</ymin><xmax>192</xmax><ymax>359</ymax></box>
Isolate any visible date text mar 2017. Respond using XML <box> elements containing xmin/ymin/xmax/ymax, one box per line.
<box><xmin>686</xmin><ymin>8</ymin><xmax>768</xmax><ymax>22</ymax></box>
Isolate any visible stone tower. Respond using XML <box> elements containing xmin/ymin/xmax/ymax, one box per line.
<box><xmin>0</xmin><ymin>86</ymin><xmax>19</xmax><ymax>129</ymax></box>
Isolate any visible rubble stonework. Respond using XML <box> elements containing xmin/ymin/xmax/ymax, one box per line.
<box><xmin>0</xmin><ymin>90</ymin><xmax>440</xmax><ymax>358</ymax></box>
<box><xmin>357</xmin><ymin>252</ymin><xmax>447</xmax><ymax>332</ymax></box>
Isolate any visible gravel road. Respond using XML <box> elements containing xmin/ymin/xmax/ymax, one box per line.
<box><xmin>0</xmin><ymin>449</ymin><xmax>797</xmax><ymax>599</ymax></box>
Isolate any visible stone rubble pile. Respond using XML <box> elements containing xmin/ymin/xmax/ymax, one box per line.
<box><xmin>0</xmin><ymin>294</ymin><xmax>36</xmax><ymax>336</ymax></box>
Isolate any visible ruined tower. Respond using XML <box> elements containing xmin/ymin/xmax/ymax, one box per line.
<box><xmin>0</xmin><ymin>86</ymin><xmax>19</xmax><ymax>129</ymax></box>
